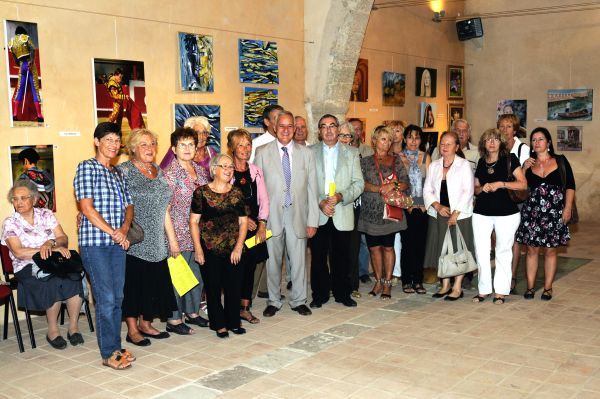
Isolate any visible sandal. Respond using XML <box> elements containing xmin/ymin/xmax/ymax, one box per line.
<box><xmin>368</xmin><ymin>279</ymin><xmax>383</xmax><ymax>297</ymax></box>
<box><xmin>541</xmin><ymin>288</ymin><xmax>553</xmax><ymax>301</ymax></box>
<box><xmin>381</xmin><ymin>279</ymin><xmax>392</xmax><ymax>300</ymax></box>
<box><xmin>472</xmin><ymin>295</ymin><xmax>487</xmax><ymax>303</ymax></box>
<box><xmin>102</xmin><ymin>351</ymin><xmax>132</xmax><ymax>370</ymax></box>
<box><xmin>493</xmin><ymin>296</ymin><xmax>505</xmax><ymax>305</ymax></box>
<box><xmin>166</xmin><ymin>322</ymin><xmax>194</xmax><ymax>335</ymax></box>
<box><xmin>523</xmin><ymin>288</ymin><xmax>535</xmax><ymax>300</ymax></box>
<box><xmin>413</xmin><ymin>284</ymin><xmax>427</xmax><ymax>295</ymax></box>
<box><xmin>402</xmin><ymin>284</ymin><xmax>415</xmax><ymax>294</ymax></box>
<box><xmin>240</xmin><ymin>306</ymin><xmax>260</xmax><ymax>324</ymax></box>
<box><xmin>119</xmin><ymin>348</ymin><xmax>136</xmax><ymax>362</ymax></box>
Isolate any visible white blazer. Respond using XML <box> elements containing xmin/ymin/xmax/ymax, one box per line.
<box><xmin>423</xmin><ymin>156</ymin><xmax>474</xmax><ymax>220</ymax></box>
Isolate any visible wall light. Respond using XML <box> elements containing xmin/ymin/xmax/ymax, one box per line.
<box><xmin>430</xmin><ymin>0</ymin><xmax>443</xmax><ymax>13</ymax></box>
<box><xmin>433</xmin><ymin>10</ymin><xmax>446</xmax><ymax>22</ymax></box>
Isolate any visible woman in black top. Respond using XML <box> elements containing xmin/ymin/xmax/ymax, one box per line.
<box><xmin>472</xmin><ymin>129</ymin><xmax>527</xmax><ymax>304</ymax></box>
<box><xmin>515</xmin><ymin>127</ymin><xmax>576</xmax><ymax>301</ymax></box>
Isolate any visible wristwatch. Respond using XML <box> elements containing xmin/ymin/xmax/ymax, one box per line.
<box><xmin>50</xmin><ymin>239</ymin><xmax>57</xmax><ymax>247</ymax></box>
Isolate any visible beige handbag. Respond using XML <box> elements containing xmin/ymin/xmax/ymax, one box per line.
<box><xmin>437</xmin><ymin>224</ymin><xmax>477</xmax><ymax>278</ymax></box>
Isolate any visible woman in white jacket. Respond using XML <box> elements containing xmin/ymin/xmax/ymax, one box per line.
<box><xmin>423</xmin><ymin>131</ymin><xmax>475</xmax><ymax>300</ymax></box>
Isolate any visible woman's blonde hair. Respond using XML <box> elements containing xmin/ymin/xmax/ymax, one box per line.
<box><xmin>478</xmin><ymin>128</ymin><xmax>508</xmax><ymax>158</ymax></box>
<box><xmin>371</xmin><ymin>125</ymin><xmax>393</xmax><ymax>148</ymax></box>
<box><xmin>126</xmin><ymin>128</ymin><xmax>158</xmax><ymax>154</ymax></box>
<box><xmin>226</xmin><ymin>129</ymin><xmax>252</xmax><ymax>157</ymax></box>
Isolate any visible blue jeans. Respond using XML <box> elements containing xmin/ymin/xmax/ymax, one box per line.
<box><xmin>359</xmin><ymin>234</ymin><xmax>370</xmax><ymax>276</ymax></box>
<box><xmin>81</xmin><ymin>245</ymin><xmax>126</xmax><ymax>359</ymax></box>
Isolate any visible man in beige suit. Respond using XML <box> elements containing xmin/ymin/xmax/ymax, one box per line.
<box><xmin>310</xmin><ymin>114</ymin><xmax>364</xmax><ymax>308</ymax></box>
<box><xmin>254</xmin><ymin>111</ymin><xmax>319</xmax><ymax>317</ymax></box>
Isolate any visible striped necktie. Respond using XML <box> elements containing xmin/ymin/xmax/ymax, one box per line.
<box><xmin>282</xmin><ymin>147</ymin><xmax>292</xmax><ymax>207</ymax></box>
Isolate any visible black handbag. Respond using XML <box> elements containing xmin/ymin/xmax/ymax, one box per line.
<box><xmin>32</xmin><ymin>250</ymin><xmax>84</xmax><ymax>280</ymax></box>
<box><xmin>506</xmin><ymin>156</ymin><xmax>529</xmax><ymax>203</ymax></box>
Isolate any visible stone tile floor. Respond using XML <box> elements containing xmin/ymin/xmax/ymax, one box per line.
<box><xmin>1</xmin><ymin>223</ymin><xmax>599</xmax><ymax>398</ymax></box>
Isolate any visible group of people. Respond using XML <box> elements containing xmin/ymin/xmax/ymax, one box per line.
<box><xmin>1</xmin><ymin>105</ymin><xmax>576</xmax><ymax>371</ymax></box>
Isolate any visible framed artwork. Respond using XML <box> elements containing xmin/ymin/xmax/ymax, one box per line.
<box><xmin>174</xmin><ymin>104</ymin><xmax>221</xmax><ymax>151</ymax></box>
<box><xmin>548</xmin><ymin>89</ymin><xmax>593</xmax><ymax>121</ymax></box>
<box><xmin>350</xmin><ymin>58</ymin><xmax>368</xmax><ymax>102</ymax></box>
<box><xmin>92</xmin><ymin>58</ymin><xmax>147</xmax><ymax>143</ymax></box>
<box><xmin>419</xmin><ymin>102</ymin><xmax>436</xmax><ymax>129</ymax></box>
<box><xmin>448</xmin><ymin>103</ymin><xmax>465</xmax><ymax>130</ymax></box>
<box><xmin>557</xmin><ymin>126</ymin><xmax>583</xmax><ymax>151</ymax></box>
<box><xmin>382</xmin><ymin>71</ymin><xmax>405</xmax><ymax>106</ymax></box>
<box><xmin>4</xmin><ymin>20</ymin><xmax>45</xmax><ymax>127</ymax></box>
<box><xmin>243</xmin><ymin>87</ymin><xmax>278</xmax><ymax>128</ymax></box>
<box><xmin>238</xmin><ymin>39</ymin><xmax>279</xmax><ymax>84</ymax></box>
<box><xmin>447</xmin><ymin>65</ymin><xmax>464</xmax><ymax>100</ymax></box>
<box><xmin>420</xmin><ymin>131</ymin><xmax>439</xmax><ymax>156</ymax></box>
<box><xmin>178</xmin><ymin>32</ymin><xmax>214</xmax><ymax>92</ymax></box>
<box><xmin>415</xmin><ymin>67</ymin><xmax>437</xmax><ymax>97</ymax></box>
<box><xmin>9</xmin><ymin>145</ymin><xmax>56</xmax><ymax>211</ymax></box>
<box><xmin>497</xmin><ymin>99</ymin><xmax>527</xmax><ymax>129</ymax></box>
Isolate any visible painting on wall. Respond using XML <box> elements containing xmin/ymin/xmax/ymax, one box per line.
<box><xmin>178</xmin><ymin>32</ymin><xmax>214</xmax><ymax>92</ymax></box>
<box><xmin>447</xmin><ymin>65</ymin><xmax>464</xmax><ymax>101</ymax></box>
<box><xmin>557</xmin><ymin>126</ymin><xmax>583</xmax><ymax>151</ymax></box>
<box><xmin>420</xmin><ymin>131</ymin><xmax>439</xmax><ymax>156</ymax></box>
<box><xmin>497</xmin><ymin>99</ymin><xmax>528</xmax><ymax>129</ymax></box>
<box><xmin>419</xmin><ymin>102</ymin><xmax>436</xmax><ymax>129</ymax></box>
<box><xmin>382</xmin><ymin>71</ymin><xmax>405</xmax><ymax>106</ymax></box>
<box><xmin>4</xmin><ymin>20</ymin><xmax>45</xmax><ymax>127</ymax></box>
<box><xmin>415</xmin><ymin>67</ymin><xmax>437</xmax><ymax>97</ymax></box>
<box><xmin>350</xmin><ymin>58</ymin><xmax>368</xmax><ymax>102</ymax></box>
<box><xmin>243</xmin><ymin>87</ymin><xmax>278</xmax><ymax>128</ymax></box>
<box><xmin>448</xmin><ymin>103</ymin><xmax>465</xmax><ymax>130</ymax></box>
<box><xmin>93</xmin><ymin>58</ymin><xmax>147</xmax><ymax>143</ymax></box>
<box><xmin>174</xmin><ymin>104</ymin><xmax>221</xmax><ymax>151</ymax></box>
<box><xmin>9</xmin><ymin>145</ymin><xmax>56</xmax><ymax>211</ymax></box>
<box><xmin>238</xmin><ymin>39</ymin><xmax>279</xmax><ymax>84</ymax></box>
<box><xmin>548</xmin><ymin>89</ymin><xmax>593</xmax><ymax>121</ymax></box>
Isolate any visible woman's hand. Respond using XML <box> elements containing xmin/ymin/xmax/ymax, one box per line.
<box><xmin>55</xmin><ymin>246</ymin><xmax>71</xmax><ymax>258</ymax></box>
<box><xmin>39</xmin><ymin>240</ymin><xmax>54</xmax><ymax>260</ymax></box>
<box><xmin>195</xmin><ymin>250</ymin><xmax>205</xmax><ymax>265</ymax></box>
<box><xmin>255</xmin><ymin>222</ymin><xmax>267</xmax><ymax>244</ymax></box>
<box><xmin>247</xmin><ymin>218</ymin><xmax>257</xmax><ymax>232</ymax></box>
<box><xmin>447</xmin><ymin>212</ymin><xmax>459</xmax><ymax>226</ymax></box>
<box><xmin>562</xmin><ymin>206</ymin><xmax>572</xmax><ymax>225</ymax></box>
<box><xmin>435</xmin><ymin>203</ymin><xmax>451</xmax><ymax>217</ymax></box>
<box><xmin>230</xmin><ymin>245</ymin><xmax>243</xmax><ymax>265</ymax></box>
<box><xmin>523</xmin><ymin>157</ymin><xmax>535</xmax><ymax>171</ymax></box>
<box><xmin>482</xmin><ymin>182</ymin><xmax>500</xmax><ymax>193</ymax></box>
<box><xmin>169</xmin><ymin>242</ymin><xmax>181</xmax><ymax>259</ymax></box>
<box><xmin>379</xmin><ymin>182</ymin><xmax>396</xmax><ymax>196</ymax></box>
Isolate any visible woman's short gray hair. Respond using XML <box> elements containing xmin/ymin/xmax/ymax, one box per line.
<box><xmin>338</xmin><ymin>121</ymin><xmax>356</xmax><ymax>137</ymax></box>
<box><xmin>208</xmin><ymin>153</ymin><xmax>234</xmax><ymax>179</ymax></box>
<box><xmin>7</xmin><ymin>179</ymin><xmax>40</xmax><ymax>203</ymax></box>
<box><xmin>184</xmin><ymin>116</ymin><xmax>210</xmax><ymax>132</ymax></box>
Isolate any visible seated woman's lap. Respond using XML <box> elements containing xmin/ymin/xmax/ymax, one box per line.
<box><xmin>14</xmin><ymin>265</ymin><xmax>83</xmax><ymax>311</ymax></box>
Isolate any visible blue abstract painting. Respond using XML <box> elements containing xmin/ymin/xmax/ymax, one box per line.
<box><xmin>243</xmin><ymin>87</ymin><xmax>278</xmax><ymax>128</ymax></box>
<box><xmin>238</xmin><ymin>39</ymin><xmax>279</xmax><ymax>84</ymax></box>
<box><xmin>174</xmin><ymin>104</ymin><xmax>221</xmax><ymax>151</ymax></box>
<box><xmin>178</xmin><ymin>32</ymin><xmax>214</xmax><ymax>92</ymax></box>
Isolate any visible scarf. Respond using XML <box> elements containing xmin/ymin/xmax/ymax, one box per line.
<box><xmin>403</xmin><ymin>149</ymin><xmax>423</xmax><ymax>198</ymax></box>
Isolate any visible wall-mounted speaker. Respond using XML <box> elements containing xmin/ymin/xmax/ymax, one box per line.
<box><xmin>456</xmin><ymin>18</ymin><xmax>484</xmax><ymax>41</ymax></box>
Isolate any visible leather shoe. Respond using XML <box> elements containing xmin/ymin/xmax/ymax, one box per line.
<box><xmin>140</xmin><ymin>331</ymin><xmax>170</xmax><ymax>339</ymax></box>
<box><xmin>359</xmin><ymin>274</ymin><xmax>371</xmax><ymax>283</ymax></box>
<box><xmin>126</xmin><ymin>334</ymin><xmax>151</xmax><ymax>347</ymax></box>
<box><xmin>263</xmin><ymin>305</ymin><xmax>279</xmax><ymax>317</ymax></box>
<box><xmin>185</xmin><ymin>315</ymin><xmax>209</xmax><ymax>327</ymax></box>
<box><xmin>336</xmin><ymin>298</ymin><xmax>357</xmax><ymax>307</ymax></box>
<box><xmin>309</xmin><ymin>300</ymin><xmax>322</xmax><ymax>309</ymax></box>
<box><xmin>46</xmin><ymin>335</ymin><xmax>67</xmax><ymax>350</ymax></box>
<box><xmin>67</xmin><ymin>332</ymin><xmax>85</xmax><ymax>346</ymax></box>
<box><xmin>291</xmin><ymin>304</ymin><xmax>312</xmax><ymax>316</ymax></box>
<box><xmin>230</xmin><ymin>327</ymin><xmax>246</xmax><ymax>335</ymax></box>
<box><xmin>257</xmin><ymin>291</ymin><xmax>269</xmax><ymax>298</ymax></box>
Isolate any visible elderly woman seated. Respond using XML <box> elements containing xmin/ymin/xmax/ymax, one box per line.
<box><xmin>1</xmin><ymin>179</ymin><xmax>83</xmax><ymax>350</ymax></box>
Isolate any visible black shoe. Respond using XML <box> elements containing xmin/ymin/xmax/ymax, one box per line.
<box><xmin>309</xmin><ymin>300</ymin><xmax>322</xmax><ymax>309</ymax></box>
<box><xmin>126</xmin><ymin>334</ymin><xmax>151</xmax><ymax>347</ymax></box>
<box><xmin>523</xmin><ymin>288</ymin><xmax>535</xmax><ymax>300</ymax></box>
<box><xmin>230</xmin><ymin>327</ymin><xmax>246</xmax><ymax>335</ymax></box>
<box><xmin>140</xmin><ymin>331</ymin><xmax>170</xmax><ymax>339</ymax></box>
<box><xmin>263</xmin><ymin>305</ymin><xmax>279</xmax><ymax>317</ymax></box>
<box><xmin>432</xmin><ymin>290</ymin><xmax>451</xmax><ymax>298</ymax></box>
<box><xmin>291</xmin><ymin>304</ymin><xmax>312</xmax><ymax>316</ymax></box>
<box><xmin>359</xmin><ymin>274</ymin><xmax>371</xmax><ymax>283</ymax></box>
<box><xmin>185</xmin><ymin>315</ymin><xmax>209</xmax><ymax>327</ymax></box>
<box><xmin>257</xmin><ymin>291</ymin><xmax>269</xmax><ymax>298</ymax></box>
<box><xmin>541</xmin><ymin>289</ymin><xmax>553</xmax><ymax>301</ymax></box>
<box><xmin>336</xmin><ymin>298</ymin><xmax>357</xmax><ymax>307</ymax></box>
<box><xmin>46</xmin><ymin>335</ymin><xmax>67</xmax><ymax>350</ymax></box>
<box><xmin>67</xmin><ymin>332</ymin><xmax>85</xmax><ymax>346</ymax></box>
<box><xmin>216</xmin><ymin>330</ymin><xmax>229</xmax><ymax>339</ymax></box>
<box><xmin>287</xmin><ymin>281</ymin><xmax>292</xmax><ymax>290</ymax></box>
<box><xmin>166</xmin><ymin>323</ymin><xmax>194</xmax><ymax>335</ymax></box>
<box><xmin>444</xmin><ymin>291</ymin><xmax>464</xmax><ymax>301</ymax></box>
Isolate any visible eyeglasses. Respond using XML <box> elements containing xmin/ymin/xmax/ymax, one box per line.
<box><xmin>215</xmin><ymin>164</ymin><xmax>234</xmax><ymax>170</ymax></box>
<box><xmin>101</xmin><ymin>138</ymin><xmax>121</xmax><ymax>145</ymax></box>
<box><xmin>176</xmin><ymin>142</ymin><xmax>196</xmax><ymax>149</ymax></box>
<box><xmin>319</xmin><ymin>124</ymin><xmax>339</xmax><ymax>130</ymax></box>
<box><xmin>485</xmin><ymin>138</ymin><xmax>500</xmax><ymax>143</ymax></box>
<box><xmin>338</xmin><ymin>134</ymin><xmax>353</xmax><ymax>139</ymax></box>
<box><xmin>10</xmin><ymin>195</ymin><xmax>32</xmax><ymax>202</ymax></box>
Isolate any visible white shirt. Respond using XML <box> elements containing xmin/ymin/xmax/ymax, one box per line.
<box><xmin>322</xmin><ymin>142</ymin><xmax>339</xmax><ymax>195</ymax></box>
<box><xmin>510</xmin><ymin>137</ymin><xmax>530</xmax><ymax>166</ymax></box>
<box><xmin>250</xmin><ymin>132</ymin><xmax>276</xmax><ymax>163</ymax></box>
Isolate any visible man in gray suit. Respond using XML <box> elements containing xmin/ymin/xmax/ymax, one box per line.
<box><xmin>254</xmin><ymin>111</ymin><xmax>319</xmax><ymax>317</ymax></box>
<box><xmin>309</xmin><ymin>114</ymin><xmax>364</xmax><ymax>308</ymax></box>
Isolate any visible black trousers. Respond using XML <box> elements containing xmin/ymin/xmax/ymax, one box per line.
<box><xmin>203</xmin><ymin>251</ymin><xmax>242</xmax><ymax>331</ymax></box>
<box><xmin>310</xmin><ymin>218</ymin><xmax>352</xmax><ymax>302</ymax></box>
<box><xmin>400</xmin><ymin>208</ymin><xmax>428</xmax><ymax>285</ymax></box>
<box><xmin>240</xmin><ymin>254</ymin><xmax>257</xmax><ymax>301</ymax></box>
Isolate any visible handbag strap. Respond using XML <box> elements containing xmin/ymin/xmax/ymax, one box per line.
<box><xmin>440</xmin><ymin>227</ymin><xmax>455</xmax><ymax>257</ymax></box>
<box><xmin>374</xmin><ymin>154</ymin><xmax>397</xmax><ymax>185</ymax></box>
<box><xmin>454</xmin><ymin>224</ymin><xmax>467</xmax><ymax>253</ymax></box>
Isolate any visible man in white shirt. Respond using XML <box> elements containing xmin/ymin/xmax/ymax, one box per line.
<box><xmin>294</xmin><ymin>116</ymin><xmax>309</xmax><ymax>146</ymax></box>
<box><xmin>433</xmin><ymin>119</ymin><xmax>479</xmax><ymax>173</ymax></box>
<box><xmin>250</xmin><ymin>104</ymin><xmax>283</xmax><ymax>163</ymax></box>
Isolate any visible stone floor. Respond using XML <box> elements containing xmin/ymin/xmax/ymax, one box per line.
<box><xmin>1</xmin><ymin>223</ymin><xmax>599</xmax><ymax>398</ymax></box>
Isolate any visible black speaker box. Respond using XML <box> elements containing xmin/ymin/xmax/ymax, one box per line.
<box><xmin>456</xmin><ymin>18</ymin><xmax>484</xmax><ymax>41</ymax></box>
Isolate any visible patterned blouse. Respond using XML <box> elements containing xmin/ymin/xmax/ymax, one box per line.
<box><xmin>162</xmin><ymin>160</ymin><xmax>209</xmax><ymax>251</ymax></box>
<box><xmin>191</xmin><ymin>185</ymin><xmax>249</xmax><ymax>258</ymax></box>
<box><xmin>1</xmin><ymin>208</ymin><xmax>58</xmax><ymax>273</ymax></box>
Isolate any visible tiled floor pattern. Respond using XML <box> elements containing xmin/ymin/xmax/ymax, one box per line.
<box><xmin>1</xmin><ymin>223</ymin><xmax>599</xmax><ymax>398</ymax></box>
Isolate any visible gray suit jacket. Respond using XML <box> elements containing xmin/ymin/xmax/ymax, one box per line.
<box><xmin>254</xmin><ymin>140</ymin><xmax>319</xmax><ymax>238</ymax></box>
<box><xmin>312</xmin><ymin>143</ymin><xmax>364</xmax><ymax>231</ymax></box>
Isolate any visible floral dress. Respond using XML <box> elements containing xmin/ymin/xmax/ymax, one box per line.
<box><xmin>515</xmin><ymin>160</ymin><xmax>575</xmax><ymax>248</ymax></box>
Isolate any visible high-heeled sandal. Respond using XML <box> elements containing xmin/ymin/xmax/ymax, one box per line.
<box><xmin>368</xmin><ymin>279</ymin><xmax>383</xmax><ymax>297</ymax></box>
<box><xmin>381</xmin><ymin>279</ymin><xmax>392</xmax><ymax>300</ymax></box>
<box><xmin>240</xmin><ymin>306</ymin><xmax>260</xmax><ymax>324</ymax></box>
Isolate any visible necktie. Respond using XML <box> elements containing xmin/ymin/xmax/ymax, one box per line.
<box><xmin>282</xmin><ymin>147</ymin><xmax>292</xmax><ymax>207</ymax></box>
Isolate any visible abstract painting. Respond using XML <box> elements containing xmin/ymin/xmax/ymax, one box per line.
<box><xmin>174</xmin><ymin>104</ymin><xmax>221</xmax><ymax>151</ymax></box>
<box><xmin>10</xmin><ymin>144</ymin><xmax>56</xmax><ymax>211</ymax></box>
<box><xmin>4</xmin><ymin>20</ymin><xmax>45</xmax><ymax>127</ymax></box>
<box><xmin>178</xmin><ymin>32</ymin><xmax>214</xmax><ymax>92</ymax></box>
<box><xmin>419</xmin><ymin>102</ymin><xmax>436</xmax><ymax>129</ymax></box>
<box><xmin>497</xmin><ymin>99</ymin><xmax>527</xmax><ymax>128</ymax></box>
<box><xmin>350</xmin><ymin>58</ymin><xmax>368</xmax><ymax>102</ymax></box>
<box><xmin>382</xmin><ymin>72</ymin><xmax>405</xmax><ymax>106</ymax></box>
<box><xmin>557</xmin><ymin>126</ymin><xmax>583</xmax><ymax>151</ymax></box>
<box><xmin>415</xmin><ymin>67</ymin><xmax>437</xmax><ymax>97</ymax></box>
<box><xmin>93</xmin><ymin>58</ymin><xmax>147</xmax><ymax>142</ymax></box>
<box><xmin>243</xmin><ymin>87</ymin><xmax>278</xmax><ymax>128</ymax></box>
<box><xmin>238</xmin><ymin>39</ymin><xmax>279</xmax><ymax>84</ymax></box>
<box><xmin>548</xmin><ymin>89</ymin><xmax>593</xmax><ymax>121</ymax></box>
<box><xmin>447</xmin><ymin>65</ymin><xmax>464</xmax><ymax>100</ymax></box>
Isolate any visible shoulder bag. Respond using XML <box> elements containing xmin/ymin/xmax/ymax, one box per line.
<box><xmin>437</xmin><ymin>224</ymin><xmax>478</xmax><ymax>278</ymax></box>
<box><xmin>374</xmin><ymin>155</ymin><xmax>413</xmax><ymax>222</ymax></box>
<box><xmin>506</xmin><ymin>155</ymin><xmax>529</xmax><ymax>203</ymax></box>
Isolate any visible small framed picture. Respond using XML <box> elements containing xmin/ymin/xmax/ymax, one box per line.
<box><xmin>447</xmin><ymin>103</ymin><xmax>465</xmax><ymax>130</ymax></box>
<box><xmin>447</xmin><ymin>65</ymin><xmax>464</xmax><ymax>101</ymax></box>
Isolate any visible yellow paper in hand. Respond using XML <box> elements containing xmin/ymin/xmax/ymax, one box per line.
<box><xmin>328</xmin><ymin>182</ymin><xmax>336</xmax><ymax>197</ymax></box>
<box><xmin>167</xmin><ymin>255</ymin><xmax>199</xmax><ymax>296</ymax></box>
<box><xmin>245</xmin><ymin>229</ymin><xmax>273</xmax><ymax>248</ymax></box>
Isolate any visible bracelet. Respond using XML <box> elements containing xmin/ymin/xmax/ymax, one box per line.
<box><xmin>258</xmin><ymin>219</ymin><xmax>267</xmax><ymax>224</ymax></box>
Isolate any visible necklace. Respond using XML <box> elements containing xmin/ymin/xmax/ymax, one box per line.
<box><xmin>443</xmin><ymin>160</ymin><xmax>453</xmax><ymax>169</ymax></box>
<box><xmin>133</xmin><ymin>159</ymin><xmax>153</xmax><ymax>176</ymax></box>
<box><xmin>486</xmin><ymin>160</ymin><xmax>498</xmax><ymax>174</ymax></box>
